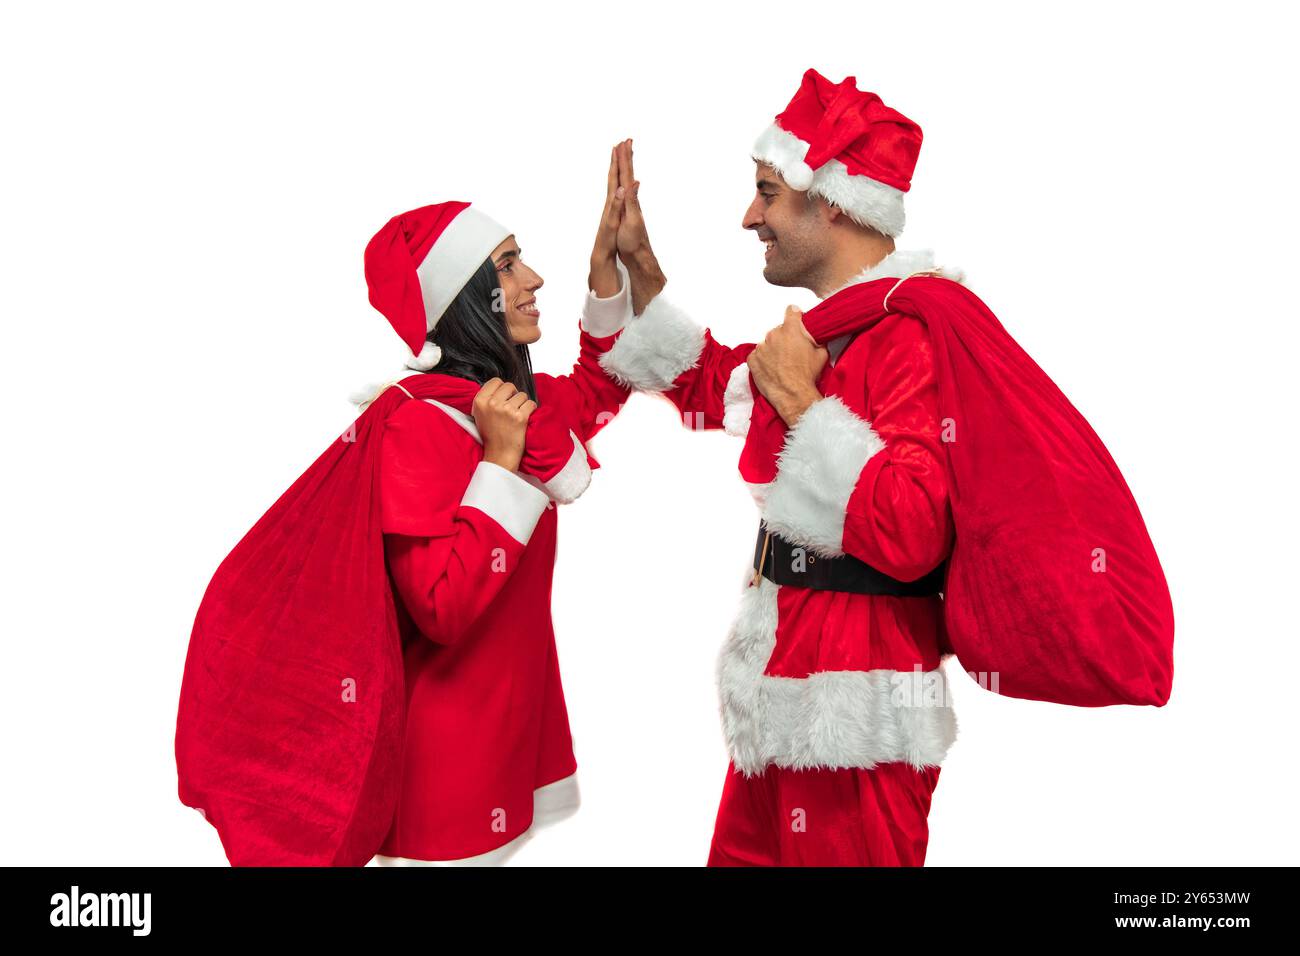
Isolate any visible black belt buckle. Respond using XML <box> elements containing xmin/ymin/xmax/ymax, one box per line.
<box><xmin>753</xmin><ymin>521</ymin><xmax>945</xmax><ymax>597</ymax></box>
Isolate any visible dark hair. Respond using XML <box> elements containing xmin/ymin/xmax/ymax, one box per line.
<box><xmin>426</xmin><ymin>257</ymin><xmax>537</xmax><ymax>400</ymax></box>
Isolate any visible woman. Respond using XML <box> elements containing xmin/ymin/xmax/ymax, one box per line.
<box><xmin>175</xmin><ymin>145</ymin><xmax>636</xmax><ymax>867</ymax></box>
<box><xmin>361</xmin><ymin>147</ymin><xmax>635</xmax><ymax>866</ymax></box>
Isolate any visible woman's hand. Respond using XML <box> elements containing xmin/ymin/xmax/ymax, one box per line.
<box><xmin>613</xmin><ymin>139</ymin><xmax>666</xmax><ymax>315</ymax></box>
<box><xmin>588</xmin><ymin>143</ymin><xmax>626</xmax><ymax>298</ymax></box>
<box><xmin>473</xmin><ymin>378</ymin><xmax>536</xmax><ymax>473</ymax></box>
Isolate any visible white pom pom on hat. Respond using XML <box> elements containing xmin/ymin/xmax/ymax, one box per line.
<box><xmin>784</xmin><ymin>160</ymin><xmax>816</xmax><ymax>191</ymax></box>
<box><xmin>405</xmin><ymin>340</ymin><xmax>443</xmax><ymax>372</ymax></box>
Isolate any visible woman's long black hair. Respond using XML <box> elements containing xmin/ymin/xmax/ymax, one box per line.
<box><xmin>426</xmin><ymin>257</ymin><xmax>537</xmax><ymax>401</ymax></box>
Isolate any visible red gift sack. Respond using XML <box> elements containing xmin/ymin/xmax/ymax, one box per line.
<box><xmin>175</xmin><ymin>373</ymin><xmax>596</xmax><ymax>865</ymax></box>
<box><xmin>744</xmin><ymin>273</ymin><xmax>1174</xmax><ymax>707</ymax></box>
<box><xmin>174</xmin><ymin>384</ymin><xmax>409</xmax><ymax>866</ymax></box>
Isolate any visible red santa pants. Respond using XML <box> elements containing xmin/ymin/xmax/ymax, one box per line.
<box><xmin>706</xmin><ymin>761</ymin><xmax>942</xmax><ymax>867</ymax></box>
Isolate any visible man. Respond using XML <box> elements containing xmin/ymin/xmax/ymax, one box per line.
<box><xmin>599</xmin><ymin>70</ymin><xmax>965</xmax><ymax>866</ymax></box>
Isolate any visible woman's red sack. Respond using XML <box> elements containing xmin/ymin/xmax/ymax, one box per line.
<box><xmin>174</xmin><ymin>384</ymin><xmax>409</xmax><ymax>866</ymax></box>
<box><xmin>174</xmin><ymin>373</ymin><xmax>596</xmax><ymax>866</ymax></box>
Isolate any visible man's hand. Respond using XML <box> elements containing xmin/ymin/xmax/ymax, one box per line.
<box><xmin>613</xmin><ymin>139</ymin><xmax>666</xmax><ymax>315</ymax></box>
<box><xmin>614</xmin><ymin>140</ymin><xmax>650</xmax><ymax>263</ymax></box>
<box><xmin>588</xmin><ymin>144</ymin><xmax>625</xmax><ymax>298</ymax></box>
<box><xmin>747</xmin><ymin>307</ymin><xmax>828</xmax><ymax>426</ymax></box>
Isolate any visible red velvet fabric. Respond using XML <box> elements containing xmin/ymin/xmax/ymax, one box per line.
<box><xmin>742</xmin><ymin>275</ymin><xmax>1175</xmax><ymax>708</ymax></box>
<box><xmin>393</xmin><ymin>372</ymin><xmax>597</xmax><ymax>482</ymax></box>
<box><xmin>364</xmin><ymin>201</ymin><xmax>473</xmax><ymax>356</ymax></box>
<box><xmin>775</xmin><ymin>69</ymin><xmax>922</xmax><ymax>192</ymax></box>
<box><xmin>707</xmin><ymin>761</ymin><xmax>941</xmax><ymax>866</ymax></box>
<box><xmin>173</xmin><ymin>371</ymin><xmax>599</xmax><ymax>867</ymax></box>
<box><xmin>377</xmin><ymin>451</ymin><xmax>576</xmax><ymax>859</ymax></box>
<box><xmin>373</xmin><ymin>340</ymin><xmax>629</xmax><ymax>859</ymax></box>
<box><xmin>641</xmin><ymin>311</ymin><xmax>956</xmax><ymax>711</ymax></box>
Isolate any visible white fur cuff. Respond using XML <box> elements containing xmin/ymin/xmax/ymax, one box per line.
<box><xmin>461</xmin><ymin>460</ymin><xmax>550</xmax><ymax>545</ymax></box>
<box><xmin>759</xmin><ymin>395</ymin><xmax>885</xmax><ymax>558</ymax></box>
<box><xmin>537</xmin><ymin>433</ymin><xmax>592</xmax><ymax>504</ymax></box>
<box><xmin>598</xmin><ymin>293</ymin><xmax>706</xmax><ymax>394</ymax></box>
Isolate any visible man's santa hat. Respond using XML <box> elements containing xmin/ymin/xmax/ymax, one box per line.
<box><xmin>364</xmin><ymin>201</ymin><xmax>510</xmax><ymax>370</ymax></box>
<box><xmin>752</xmin><ymin>69</ymin><xmax>922</xmax><ymax>238</ymax></box>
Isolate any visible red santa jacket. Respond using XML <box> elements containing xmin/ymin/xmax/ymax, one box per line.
<box><xmin>375</xmin><ymin>275</ymin><xmax>631</xmax><ymax>862</ymax></box>
<box><xmin>597</xmin><ymin>249</ymin><xmax>962</xmax><ymax>777</ymax></box>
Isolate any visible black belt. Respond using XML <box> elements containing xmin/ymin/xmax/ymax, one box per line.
<box><xmin>752</xmin><ymin>521</ymin><xmax>945</xmax><ymax>596</ymax></box>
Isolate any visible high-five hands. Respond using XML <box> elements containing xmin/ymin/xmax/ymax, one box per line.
<box><xmin>588</xmin><ymin>139</ymin><xmax>667</xmax><ymax>315</ymax></box>
<box><xmin>592</xmin><ymin>140</ymin><xmax>821</xmax><ymax>416</ymax></box>
<box><xmin>613</xmin><ymin>140</ymin><xmax>667</xmax><ymax>314</ymax></box>
<box><xmin>747</xmin><ymin>306</ymin><xmax>828</xmax><ymax>426</ymax></box>
<box><xmin>613</xmin><ymin>140</ymin><xmax>651</xmax><ymax>266</ymax></box>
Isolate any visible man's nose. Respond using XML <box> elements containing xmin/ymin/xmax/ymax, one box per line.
<box><xmin>742</xmin><ymin>197</ymin><xmax>764</xmax><ymax>231</ymax></box>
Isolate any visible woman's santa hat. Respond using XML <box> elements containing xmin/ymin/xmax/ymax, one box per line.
<box><xmin>752</xmin><ymin>70</ymin><xmax>922</xmax><ymax>238</ymax></box>
<box><xmin>364</xmin><ymin>201</ymin><xmax>510</xmax><ymax>370</ymax></box>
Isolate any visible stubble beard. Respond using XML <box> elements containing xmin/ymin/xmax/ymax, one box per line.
<box><xmin>762</xmin><ymin>248</ymin><xmax>821</xmax><ymax>292</ymax></box>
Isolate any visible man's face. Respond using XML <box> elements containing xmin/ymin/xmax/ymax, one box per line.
<box><xmin>742</xmin><ymin>162</ymin><xmax>830</xmax><ymax>288</ymax></box>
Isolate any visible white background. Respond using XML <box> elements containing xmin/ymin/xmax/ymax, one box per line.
<box><xmin>2</xmin><ymin>0</ymin><xmax>1296</xmax><ymax>866</ymax></box>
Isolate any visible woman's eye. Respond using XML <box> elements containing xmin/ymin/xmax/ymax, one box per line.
<box><xmin>500</xmin><ymin>263</ymin><xmax>513</xmax><ymax>274</ymax></box>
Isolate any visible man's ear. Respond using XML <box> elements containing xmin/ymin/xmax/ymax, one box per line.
<box><xmin>810</xmin><ymin>195</ymin><xmax>842</xmax><ymax>224</ymax></box>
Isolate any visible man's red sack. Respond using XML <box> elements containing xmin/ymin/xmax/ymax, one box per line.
<box><xmin>743</xmin><ymin>272</ymin><xmax>1175</xmax><ymax>708</ymax></box>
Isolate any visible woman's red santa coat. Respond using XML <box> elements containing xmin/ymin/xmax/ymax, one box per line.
<box><xmin>372</xmin><ymin>275</ymin><xmax>632</xmax><ymax>865</ymax></box>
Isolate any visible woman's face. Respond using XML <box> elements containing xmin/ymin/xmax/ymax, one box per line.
<box><xmin>491</xmin><ymin>235</ymin><xmax>544</xmax><ymax>345</ymax></box>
